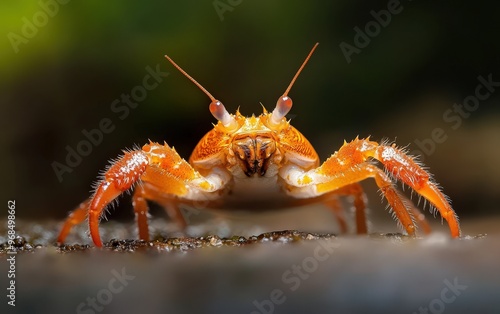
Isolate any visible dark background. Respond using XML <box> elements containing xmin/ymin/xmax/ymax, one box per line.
<box><xmin>2</xmin><ymin>2</ymin><xmax>500</xmax><ymax>314</ymax></box>
<box><xmin>2</xmin><ymin>0</ymin><xmax>499</xmax><ymax>224</ymax></box>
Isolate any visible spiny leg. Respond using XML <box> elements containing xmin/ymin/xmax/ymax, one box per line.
<box><xmin>320</xmin><ymin>164</ymin><xmax>416</xmax><ymax>235</ymax></box>
<box><xmin>320</xmin><ymin>138</ymin><xmax>459</xmax><ymax>236</ymax></box>
<box><xmin>400</xmin><ymin>193</ymin><xmax>432</xmax><ymax>235</ymax></box>
<box><xmin>59</xmin><ymin>141</ymin><xmax>227</xmax><ymax>247</ymax></box>
<box><xmin>373</xmin><ymin>142</ymin><xmax>455</xmax><ymax>235</ymax></box>
<box><xmin>57</xmin><ymin>178</ymin><xmax>183</xmax><ymax>244</ymax></box>
<box><xmin>88</xmin><ymin>150</ymin><xmax>149</xmax><ymax>247</ymax></box>
<box><xmin>59</xmin><ymin>179</ymin><xmax>190</xmax><ymax>245</ymax></box>
<box><xmin>410</xmin><ymin>205</ymin><xmax>432</xmax><ymax>235</ymax></box>
<box><xmin>282</xmin><ymin>138</ymin><xmax>460</xmax><ymax>237</ymax></box>
<box><xmin>57</xmin><ymin>199</ymin><xmax>90</xmax><ymax>244</ymax></box>
<box><xmin>284</xmin><ymin>164</ymin><xmax>415</xmax><ymax>235</ymax></box>
<box><xmin>91</xmin><ymin>144</ymin><xmax>227</xmax><ymax>247</ymax></box>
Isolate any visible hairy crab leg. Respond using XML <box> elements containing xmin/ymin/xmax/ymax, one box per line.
<box><xmin>88</xmin><ymin>150</ymin><xmax>149</xmax><ymax>247</ymax></box>
<box><xmin>325</xmin><ymin>180</ymin><xmax>431</xmax><ymax>235</ymax></box>
<box><xmin>59</xmin><ymin>183</ymin><xmax>190</xmax><ymax>245</ymax></box>
<box><xmin>58</xmin><ymin>141</ymin><xmax>227</xmax><ymax>247</ymax></box>
<box><xmin>399</xmin><ymin>193</ymin><xmax>432</xmax><ymax>235</ymax></box>
<box><xmin>365</xmin><ymin>140</ymin><xmax>458</xmax><ymax>236</ymax></box>
<box><xmin>282</xmin><ymin>138</ymin><xmax>460</xmax><ymax>237</ymax></box>
<box><xmin>285</xmin><ymin>163</ymin><xmax>418</xmax><ymax>235</ymax></box>
<box><xmin>321</xmin><ymin>164</ymin><xmax>417</xmax><ymax>235</ymax></box>
<box><xmin>57</xmin><ymin>199</ymin><xmax>90</xmax><ymax>244</ymax></box>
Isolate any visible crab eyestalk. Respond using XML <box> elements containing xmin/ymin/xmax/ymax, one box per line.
<box><xmin>209</xmin><ymin>100</ymin><xmax>238</xmax><ymax>131</ymax></box>
<box><xmin>270</xmin><ymin>95</ymin><xmax>293</xmax><ymax>125</ymax></box>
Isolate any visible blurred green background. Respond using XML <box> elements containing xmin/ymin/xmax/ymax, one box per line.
<box><xmin>1</xmin><ymin>0</ymin><xmax>499</xmax><ymax>225</ymax></box>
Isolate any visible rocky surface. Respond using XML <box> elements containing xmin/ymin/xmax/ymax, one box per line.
<box><xmin>1</xmin><ymin>218</ymin><xmax>499</xmax><ymax>314</ymax></box>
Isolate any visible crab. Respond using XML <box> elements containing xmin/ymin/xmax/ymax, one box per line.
<box><xmin>57</xmin><ymin>43</ymin><xmax>461</xmax><ymax>247</ymax></box>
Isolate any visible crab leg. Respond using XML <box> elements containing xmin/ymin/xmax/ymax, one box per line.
<box><xmin>320</xmin><ymin>164</ymin><xmax>417</xmax><ymax>235</ymax></box>
<box><xmin>282</xmin><ymin>138</ymin><xmax>460</xmax><ymax>237</ymax></box>
<box><xmin>86</xmin><ymin>150</ymin><xmax>149</xmax><ymax>247</ymax></box>
<box><xmin>324</xmin><ymin>182</ymin><xmax>431</xmax><ymax>235</ymax></box>
<box><xmin>131</xmin><ymin>185</ymin><xmax>151</xmax><ymax>241</ymax></box>
<box><xmin>131</xmin><ymin>183</ymin><xmax>189</xmax><ymax>241</ymax></box>
<box><xmin>59</xmin><ymin>141</ymin><xmax>228</xmax><ymax>247</ymax></box>
<box><xmin>338</xmin><ymin>183</ymin><xmax>368</xmax><ymax>234</ymax></box>
<box><xmin>400</xmin><ymin>192</ymin><xmax>432</xmax><ymax>235</ymax></box>
<box><xmin>323</xmin><ymin>196</ymin><xmax>348</xmax><ymax>233</ymax></box>
<box><xmin>57</xmin><ymin>199</ymin><xmax>90</xmax><ymax>244</ymax></box>
<box><xmin>324</xmin><ymin>183</ymin><xmax>368</xmax><ymax>234</ymax></box>
<box><xmin>58</xmin><ymin>183</ymin><xmax>189</xmax><ymax>245</ymax></box>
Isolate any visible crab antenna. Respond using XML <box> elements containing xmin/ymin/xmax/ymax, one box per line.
<box><xmin>164</xmin><ymin>55</ymin><xmax>237</xmax><ymax>130</ymax></box>
<box><xmin>283</xmin><ymin>42</ymin><xmax>319</xmax><ymax>97</ymax></box>
<box><xmin>270</xmin><ymin>42</ymin><xmax>319</xmax><ymax>125</ymax></box>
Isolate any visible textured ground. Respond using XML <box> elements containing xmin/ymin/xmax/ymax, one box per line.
<box><xmin>1</xmin><ymin>215</ymin><xmax>499</xmax><ymax>314</ymax></box>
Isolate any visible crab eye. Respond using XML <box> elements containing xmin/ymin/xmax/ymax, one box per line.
<box><xmin>270</xmin><ymin>95</ymin><xmax>293</xmax><ymax>125</ymax></box>
<box><xmin>209</xmin><ymin>100</ymin><xmax>238</xmax><ymax>130</ymax></box>
<box><xmin>209</xmin><ymin>100</ymin><xmax>226</xmax><ymax>121</ymax></box>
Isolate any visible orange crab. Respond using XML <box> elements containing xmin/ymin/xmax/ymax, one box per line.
<box><xmin>57</xmin><ymin>43</ymin><xmax>461</xmax><ymax>247</ymax></box>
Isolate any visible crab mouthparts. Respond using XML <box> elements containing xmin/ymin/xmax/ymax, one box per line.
<box><xmin>232</xmin><ymin>136</ymin><xmax>276</xmax><ymax>177</ymax></box>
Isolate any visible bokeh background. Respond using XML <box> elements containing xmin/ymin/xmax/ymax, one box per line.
<box><xmin>2</xmin><ymin>0</ymin><xmax>499</xmax><ymax>226</ymax></box>
<box><xmin>2</xmin><ymin>2</ymin><xmax>500</xmax><ymax>314</ymax></box>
